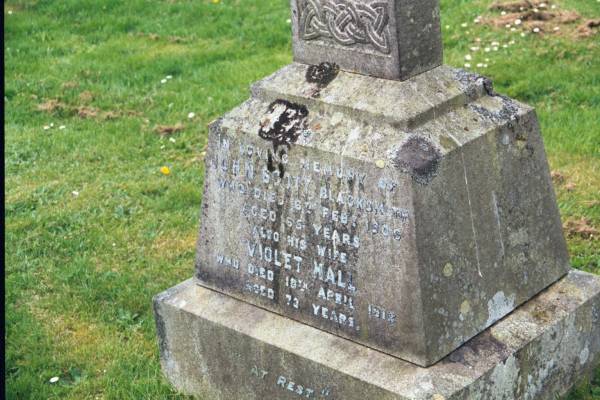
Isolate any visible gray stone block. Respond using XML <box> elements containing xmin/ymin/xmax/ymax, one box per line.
<box><xmin>154</xmin><ymin>270</ymin><xmax>600</xmax><ymax>400</ymax></box>
<box><xmin>289</xmin><ymin>0</ymin><xmax>443</xmax><ymax>80</ymax></box>
<box><xmin>194</xmin><ymin>63</ymin><xmax>570</xmax><ymax>366</ymax></box>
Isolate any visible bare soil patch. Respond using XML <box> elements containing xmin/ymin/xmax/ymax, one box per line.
<box><xmin>563</xmin><ymin>218</ymin><xmax>599</xmax><ymax>239</ymax></box>
<box><xmin>36</xmin><ymin>99</ymin><xmax>67</xmax><ymax>113</ymax></box>
<box><xmin>36</xmin><ymin>96</ymin><xmax>138</xmax><ymax>121</ymax></box>
<box><xmin>484</xmin><ymin>1</ymin><xmax>598</xmax><ymax>38</ymax></box>
<box><xmin>154</xmin><ymin>123</ymin><xmax>185</xmax><ymax>136</ymax></box>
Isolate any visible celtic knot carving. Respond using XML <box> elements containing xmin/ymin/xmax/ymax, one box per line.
<box><xmin>299</xmin><ymin>0</ymin><xmax>391</xmax><ymax>54</ymax></box>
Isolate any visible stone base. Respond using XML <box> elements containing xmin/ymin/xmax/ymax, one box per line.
<box><xmin>154</xmin><ymin>270</ymin><xmax>600</xmax><ymax>400</ymax></box>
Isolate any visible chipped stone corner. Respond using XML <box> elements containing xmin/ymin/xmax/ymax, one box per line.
<box><xmin>453</xmin><ymin>67</ymin><xmax>496</xmax><ymax>99</ymax></box>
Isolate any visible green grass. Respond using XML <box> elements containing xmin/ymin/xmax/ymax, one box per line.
<box><xmin>4</xmin><ymin>0</ymin><xmax>599</xmax><ymax>399</ymax></box>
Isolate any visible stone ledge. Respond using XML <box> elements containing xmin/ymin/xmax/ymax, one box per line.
<box><xmin>250</xmin><ymin>63</ymin><xmax>498</xmax><ymax>130</ymax></box>
<box><xmin>154</xmin><ymin>270</ymin><xmax>600</xmax><ymax>399</ymax></box>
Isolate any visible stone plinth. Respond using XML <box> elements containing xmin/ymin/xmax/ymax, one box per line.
<box><xmin>194</xmin><ymin>63</ymin><xmax>570</xmax><ymax>366</ymax></box>
<box><xmin>289</xmin><ymin>0</ymin><xmax>443</xmax><ymax>80</ymax></box>
<box><xmin>154</xmin><ymin>270</ymin><xmax>600</xmax><ymax>400</ymax></box>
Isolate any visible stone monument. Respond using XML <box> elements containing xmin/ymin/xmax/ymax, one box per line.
<box><xmin>154</xmin><ymin>0</ymin><xmax>600</xmax><ymax>398</ymax></box>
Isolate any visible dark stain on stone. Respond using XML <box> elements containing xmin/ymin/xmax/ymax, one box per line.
<box><xmin>472</xmin><ymin>331</ymin><xmax>509</xmax><ymax>356</ymax></box>
<box><xmin>454</xmin><ymin>69</ymin><xmax>496</xmax><ymax>99</ymax></box>
<box><xmin>525</xmin><ymin>143</ymin><xmax>535</xmax><ymax>157</ymax></box>
<box><xmin>469</xmin><ymin>104</ymin><xmax>495</xmax><ymax>121</ymax></box>
<box><xmin>198</xmin><ymin>267</ymin><xmax>247</xmax><ymax>300</ymax></box>
<box><xmin>278</xmin><ymin>148</ymin><xmax>287</xmax><ymax>178</ymax></box>
<box><xmin>258</xmin><ymin>99</ymin><xmax>308</xmax><ymax>150</ymax></box>
<box><xmin>497</xmin><ymin>95</ymin><xmax>519</xmax><ymax>120</ymax></box>
<box><xmin>444</xmin><ymin>330</ymin><xmax>511</xmax><ymax>367</ymax></box>
<box><xmin>152</xmin><ymin>297</ymin><xmax>169</xmax><ymax>358</ymax></box>
<box><xmin>454</xmin><ymin>68</ymin><xmax>478</xmax><ymax>85</ymax></box>
<box><xmin>306</xmin><ymin>62</ymin><xmax>339</xmax><ymax>87</ymax></box>
<box><xmin>266</xmin><ymin>149</ymin><xmax>287</xmax><ymax>177</ymax></box>
<box><xmin>393</xmin><ymin>136</ymin><xmax>442</xmax><ymax>185</ymax></box>
<box><xmin>267</xmin><ymin>151</ymin><xmax>275</xmax><ymax>172</ymax></box>
<box><xmin>196</xmin><ymin>264</ymin><xmax>211</xmax><ymax>282</ymax></box>
<box><xmin>196</xmin><ymin>268</ymin><xmax>210</xmax><ymax>282</ymax></box>
<box><xmin>448</xmin><ymin>350</ymin><xmax>465</xmax><ymax>364</ymax></box>
<box><xmin>482</xmin><ymin>78</ymin><xmax>495</xmax><ymax>96</ymax></box>
<box><xmin>305</xmin><ymin>62</ymin><xmax>340</xmax><ymax>98</ymax></box>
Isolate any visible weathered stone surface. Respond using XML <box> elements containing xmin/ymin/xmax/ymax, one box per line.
<box><xmin>194</xmin><ymin>63</ymin><xmax>570</xmax><ymax>366</ymax></box>
<box><xmin>154</xmin><ymin>270</ymin><xmax>600</xmax><ymax>400</ymax></box>
<box><xmin>289</xmin><ymin>0</ymin><xmax>443</xmax><ymax>80</ymax></box>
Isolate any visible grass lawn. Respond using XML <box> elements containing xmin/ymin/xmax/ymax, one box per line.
<box><xmin>4</xmin><ymin>0</ymin><xmax>599</xmax><ymax>398</ymax></box>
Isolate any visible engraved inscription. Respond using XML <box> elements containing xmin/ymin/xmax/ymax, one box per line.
<box><xmin>299</xmin><ymin>0</ymin><xmax>391</xmax><ymax>54</ymax></box>
<box><xmin>368</xmin><ymin>303</ymin><xmax>397</xmax><ymax>326</ymax></box>
<box><xmin>249</xmin><ymin>363</ymin><xmax>333</xmax><ymax>398</ymax></box>
<box><xmin>200</xmin><ymin>133</ymin><xmax>413</xmax><ymax>337</ymax></box>
<box><xmin>250</xmin><ymin>365</ymin><xmax>269</xmax><ymax>379</ymax></box>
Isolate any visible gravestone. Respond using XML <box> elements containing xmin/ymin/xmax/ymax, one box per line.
<box><xmin>154</xmin><ymin>0</ymin><xmax>600</xmax><ymax>398</ymax></box>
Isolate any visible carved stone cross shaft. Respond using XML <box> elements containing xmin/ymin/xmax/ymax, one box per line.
<box><xmin>290</xmin><ymin>0</ymin><xmax>443</xmax><ymax>81</ymax></box>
